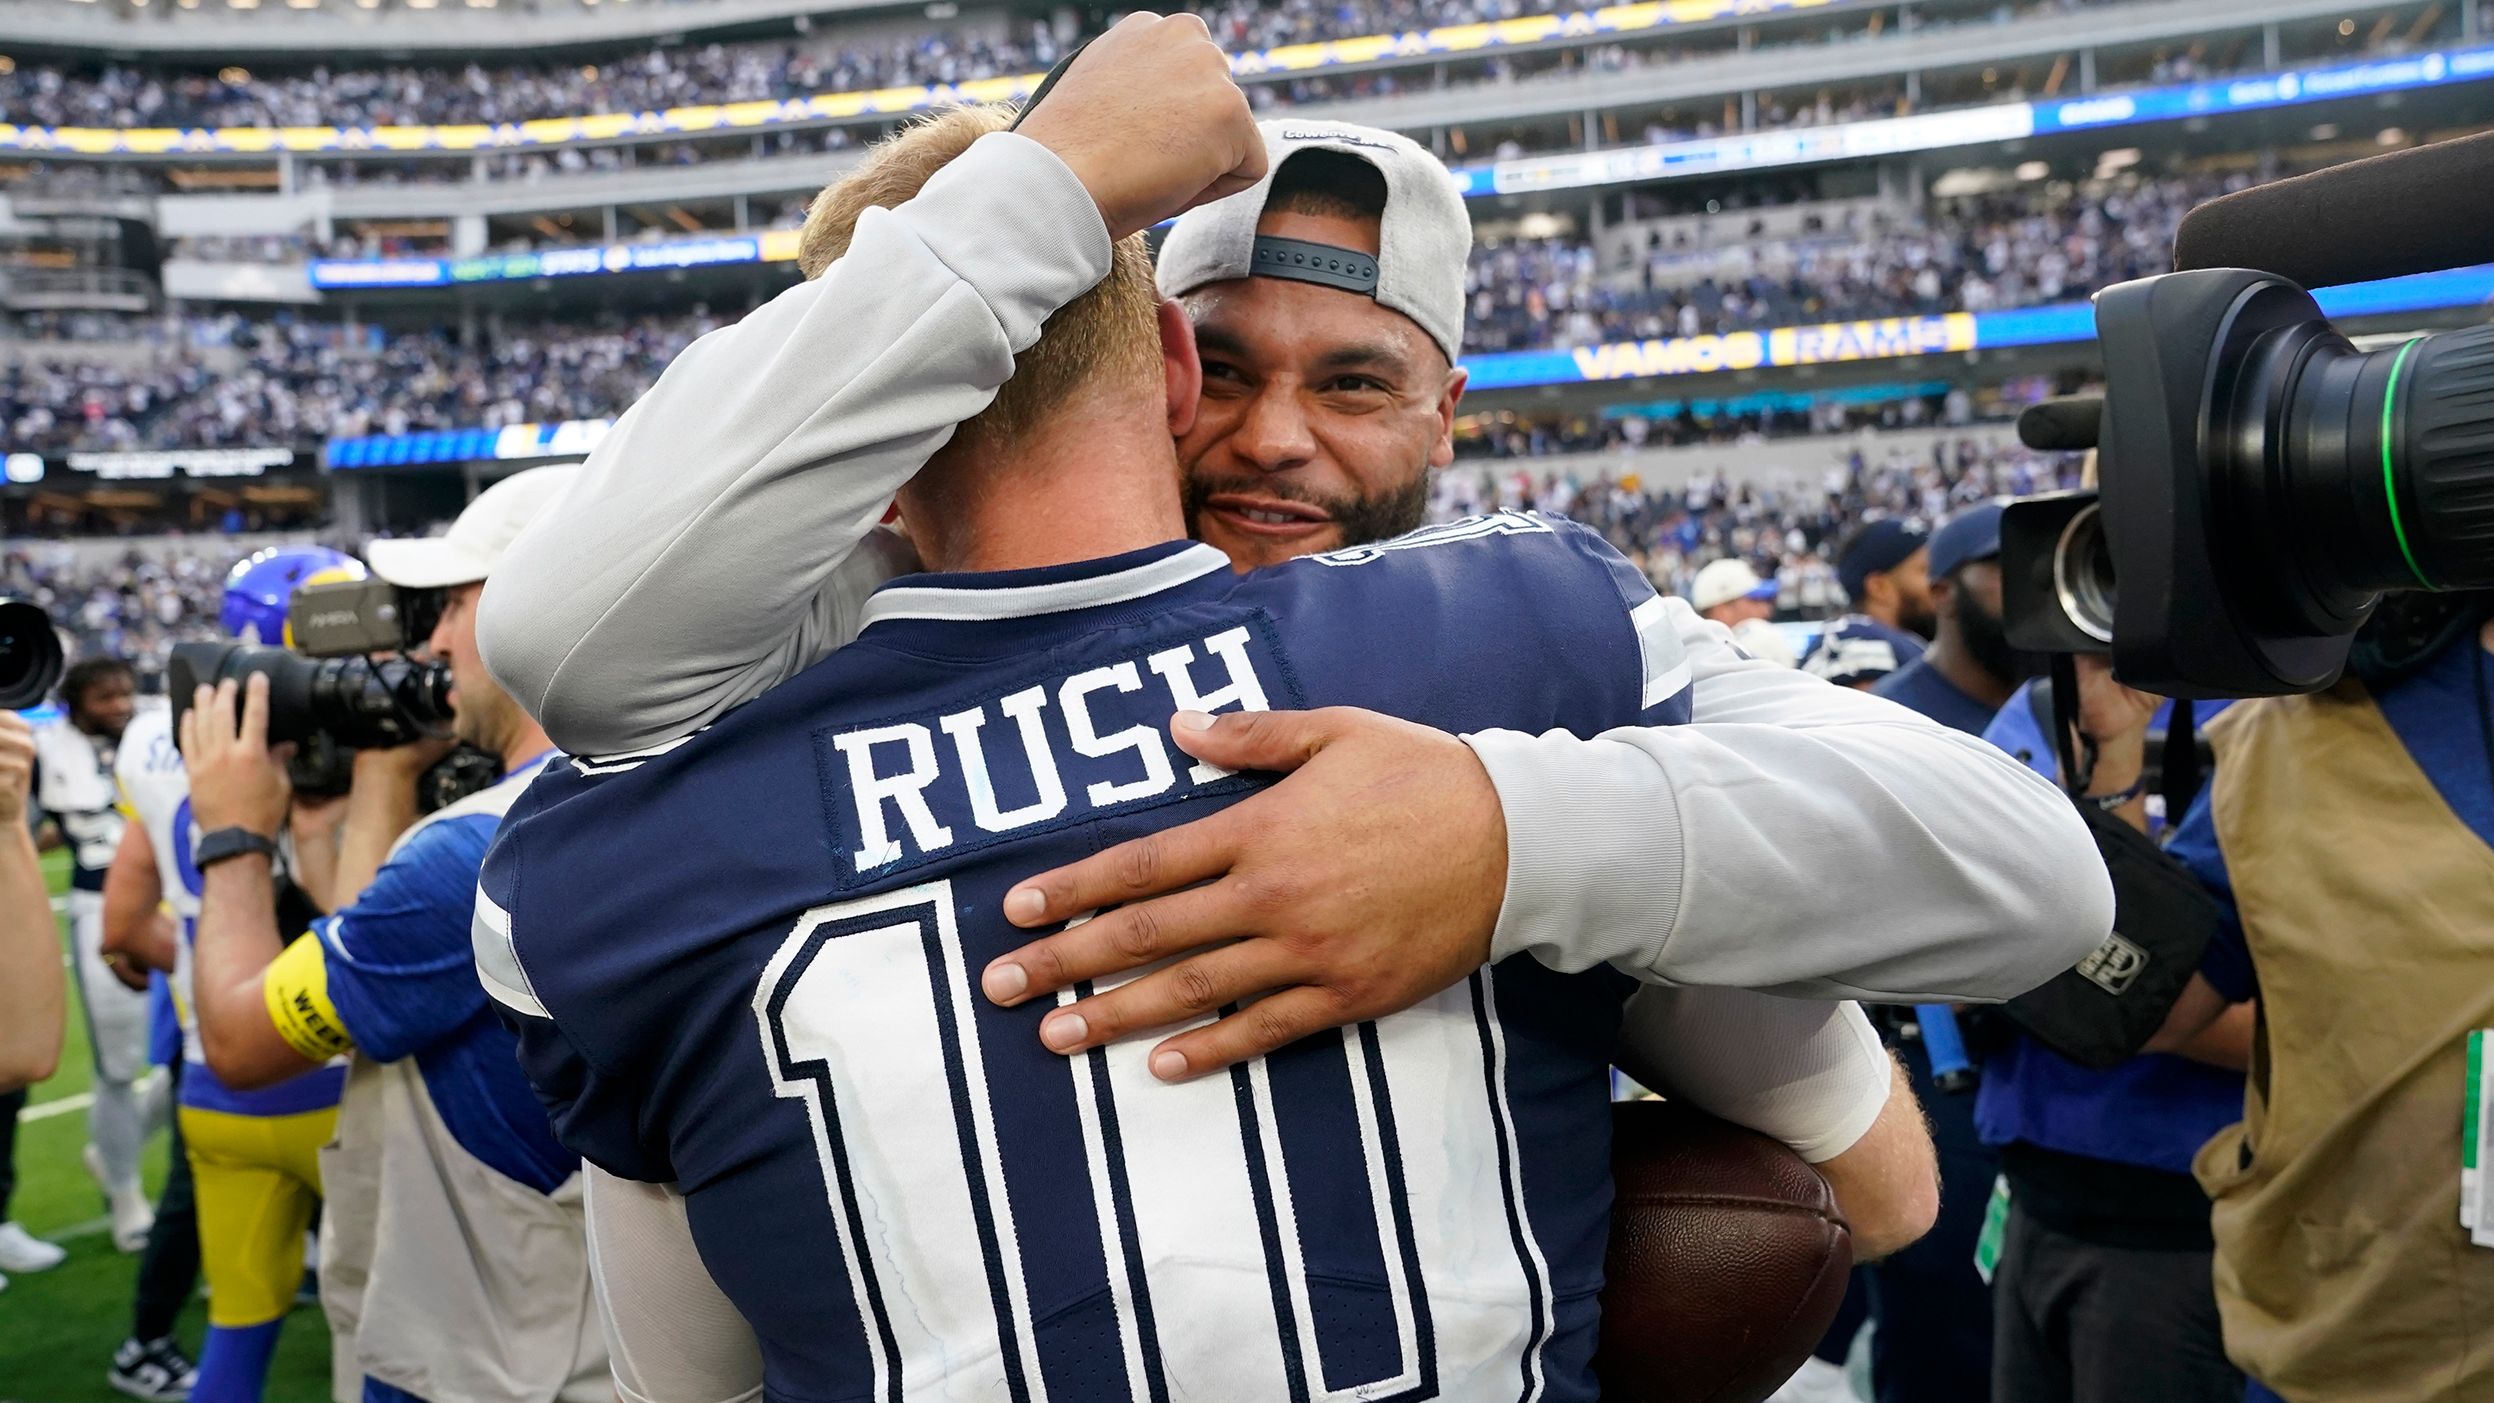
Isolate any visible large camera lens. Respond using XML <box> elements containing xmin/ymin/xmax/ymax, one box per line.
<box><xmin>2218</xmin><ymin>317</ymin><xmax>2494</xmax><ymax>629</ymax></box>
<box><xmin>2097</xmin><ymin>268</ymin><xmax>2494</xmax><ymax>696</ymax></box>
<box><xmin>2052</xmin><ymin>502</ymin><xmax>2117</xmax><ymax>646</ymax></box>
<box><xmin>0</xmin><ymin>599</ymin><xmax>64</xmax><ymax>712</ymax></box>
<box><xmin>168</xmin><ymin>642</ymin><xmax>453</xmax><ymax>751</ymax></box>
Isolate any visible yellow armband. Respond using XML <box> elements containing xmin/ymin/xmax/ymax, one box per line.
<box><xmin>263</xmin><ymin>935</ymin><xmax>356</xmax><ymax>1063</ymax></box>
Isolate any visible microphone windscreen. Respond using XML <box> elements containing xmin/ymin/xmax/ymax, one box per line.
<box><xmin>2173</xmin><ymin>131</ymin><xmax>2494</xmax><ymax>289</ymax></box>
<box><xmin>2018</xmin><ymin>395</ymin><xmax>2102</xmax><ymax>452</ymax></box>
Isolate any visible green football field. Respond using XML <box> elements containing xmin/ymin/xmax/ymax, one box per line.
<box><xmin>0</xmin><ymin>849</ymin><xmax>332</xmax><ymax>1402</ymax></box>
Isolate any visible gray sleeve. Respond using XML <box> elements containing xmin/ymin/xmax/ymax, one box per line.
<box><xmin>583</xmin><ymin>1165</ymin><xmax>765</xmax><ymax>1403</ymax></box>
<box><xmin>1463</xmin><ymin>596</ymin><xmax>2112</xmax><ymax>1002</ymax></box>
<box><xmin>478</xmin><ymin>130</ymin><xmax>1113</xmax><ymax>758</ymax></box>
<box><xmin>1613</xmin><ymin>990</ymin><xmax>1891</xmax><ymax>1164</ymax></box>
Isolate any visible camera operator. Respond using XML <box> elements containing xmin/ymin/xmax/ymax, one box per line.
<box><xmin>181</xmin><ymin>466</ymin><xmax>609</xmax><ymax>1403</ymax></box>
<box><xmin>0</xmin><ymin>712</ymin><xmax>62</xmax><ymax>1096</ymax></box>
<box><xmin>1801</xmin><ymin>518</ymin><xmax>1935</xmax><ymax>691</ymax></box>
<box><xmin>1973</xmin><ymin>656</ymin><xmax>2252</xmax><ymax>1403</ymax></box>
<box><xmin>32</xmin><ymin>654</ymin><xmax>161</xmax><ymax>1255</ymax></box>
<box><xmin>2150</xmin><ymin>593</ymin><xmax>2494</xmax><ymax>1402</ymax></box>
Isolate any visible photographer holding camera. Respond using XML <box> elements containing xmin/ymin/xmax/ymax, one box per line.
<box><xmin>2146</xmin><ymin>593</ymin><xmax>2494</xmax><ymax>1402</ymax></box>
<box><xmin>180</xmin><ymin>466</ymin><xmax>609</xmax><ymax>1403</ymax></box>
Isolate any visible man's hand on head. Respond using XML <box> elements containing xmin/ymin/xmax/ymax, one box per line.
<box><xmin>1014</xmin><ymin>12</ymin><xmax>1266</xmax><ymax>242</ymax></box>
<box><xmin>981</xmin><ymin>706</ymin><xmax>1509</xmax><ymax>1080</ymax></box>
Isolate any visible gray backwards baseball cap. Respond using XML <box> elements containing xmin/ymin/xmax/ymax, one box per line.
<box><xmin>1157</xmin><ymin>120</ymin><xmax>1470</xmax><ymax>366</ymax></box>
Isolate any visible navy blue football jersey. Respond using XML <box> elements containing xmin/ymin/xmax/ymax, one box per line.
<box><xmin>1800</xmin><ymin>614</ymin><xmax>1927</xmax><ymax>689</ymax></box>
<box><xmin>479</xmin><ymin>512</ymin><xmax>1693</xmax><ymax>1403</ymax></box>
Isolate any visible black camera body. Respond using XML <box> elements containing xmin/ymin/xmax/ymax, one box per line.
<box><xmin>1999</xmin><ymin>490</ymin><xmax>2113</xmax><ymax>656</ymax></box>
<box><xmin>0</xmin><ymin>598</ymin><xmax>64</xmax><ymax>712</ymax></box>
<box><xmin>2001</xmin><ymin>267</ymin><xmax>2494</xmax><ymax>697</ymax></box>
<box><xmin>170</xmin><ymin>577</ymin><xmax>453</xmax><ymax>755</ymax></box>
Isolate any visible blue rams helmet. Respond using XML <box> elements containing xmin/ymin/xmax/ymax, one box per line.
<box><xmin>221</xmin><ymin>546</ymin><xmax>367</xmax><ymax>646</ymax></box>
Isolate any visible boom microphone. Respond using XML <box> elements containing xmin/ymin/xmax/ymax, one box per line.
<box><xmin>2016</xmin><ymin>395</ymin><xmax>2102</xmax><ymax>452</ymax></box>
<box><xmin>2172</xmin><ymin>130</ymin><xmax>2494</xmax><ymax>289</ymax></box>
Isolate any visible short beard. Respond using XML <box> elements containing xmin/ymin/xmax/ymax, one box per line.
<box><xmin>1953</xmin><ymin>585</ymin><xmax>2042</xmax><ymax>686</ymax></box>
<box><xmin>1898</xmin><ymin>601</ymin><xmax>1939</xmax><ymax>639</ymax></box>
<box><xmin>1181</xmin><ymin>469</ymin><xmax>1433</xmax><ymax>553</ymax></box>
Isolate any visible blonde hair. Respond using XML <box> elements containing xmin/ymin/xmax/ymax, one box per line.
<box><xmin>798</xmin><ymin>104</ymin><xmax>1163</xmax><ymax>453</ymax></box>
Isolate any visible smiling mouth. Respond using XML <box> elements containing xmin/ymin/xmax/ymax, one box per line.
<box><xmin>1205</xmin><ymin>494</ymin><xmax>1331</xmax><ymax>533</ymax></box>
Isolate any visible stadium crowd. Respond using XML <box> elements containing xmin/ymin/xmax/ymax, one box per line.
<box><xmin>0</xmin><ymin>424</ymin><xmax>2067</xmax><ymax>682</ymax></box>
<box><xmin>5</xmin><ymin>171</ymin><xmax>2227</xmax><ymax>455</ymax></box>
<box><xmin>1440</xmin><ymin>433</ymin><xmax>2079</xmax><ymax>604</ymax></box>
<box><xmin>2</xmin><ymin>310</ymin><xmax>734</xmax><ymax>454</ymax></box>
<box><xmin>1465</xmin><ymin>171</ymin><xmax>2240</xmax><ymax>349</ymax></box>
<box><xmin>0</xmin><ymin>0</ymin><xmax>2138</xmax><ymax>133</ymax></box>
<box><xmin>0</xmin><ymin>544</ymin><xmax>248</xmax><ymax>680</ymax></box>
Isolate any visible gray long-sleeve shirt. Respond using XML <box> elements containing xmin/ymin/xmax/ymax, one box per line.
<box><xmin>478</xmin><ymin>130</ymin><xmax>2111</xmax><ymax>1004</ymax></box>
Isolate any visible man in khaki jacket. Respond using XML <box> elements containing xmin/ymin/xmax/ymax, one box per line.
<box><xmin>2156</xmin><ymin>596</ymin><xmax>2494</xmax><ymax>1402</ymax></box>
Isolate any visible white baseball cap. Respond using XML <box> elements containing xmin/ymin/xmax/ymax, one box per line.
<box><xmin>1156</xmin><ymin>119</ymin><xmax>1470</xmax><ymax>365</ymax></box>
<box><xmin>364</xmin><ymin>465</ymin><xmax>580</xmax><ymax>590</ymax></box>
<box><xmin>1690</xmin><ymin>558</ymin><xmax>1780</xmax><ymax>613</ymax></box>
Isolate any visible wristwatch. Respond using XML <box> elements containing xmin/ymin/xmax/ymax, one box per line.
<box><xmin>194</xmin><ymin>827</ymin><xmax>280</xmax><ymax>870</ymax></box>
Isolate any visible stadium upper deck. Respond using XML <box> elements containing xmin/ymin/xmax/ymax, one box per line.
<box><xmin>2</xmin><ymin>0</ymin><xmax>2448</xmax><ymax>168</ymax></box>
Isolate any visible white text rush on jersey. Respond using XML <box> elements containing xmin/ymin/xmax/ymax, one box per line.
<box><xmin>831</xmin><ymin>624</ymin><xmax>1275</xmax><ymax>874</ymax></box>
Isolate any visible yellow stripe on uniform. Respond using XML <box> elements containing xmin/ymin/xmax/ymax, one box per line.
<box><xmin>263</xmin><ymin>935</ymin><xmax>357</xmax><ymax>1063</ymax></box>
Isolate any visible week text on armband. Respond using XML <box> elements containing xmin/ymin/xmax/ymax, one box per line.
<box><xmin>821</xmin><ymin>623</ymin><xmax>1284</xmax><ymax>881</ymax></box>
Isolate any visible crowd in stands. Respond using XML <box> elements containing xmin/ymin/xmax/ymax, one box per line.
<box><xmin>0</xmin><ymin>0</ymin><xmax>2150</xmax><ymax>134</ymax></box>
<box><xmin>0</xmin><ymin>542</ymin><xmax>270</xmax><ymax>678</ymax></box>
<box><xmin>1466</xmin><ymin>171</ymin><xmax>2242</xmax><ymax>350</ymax></box>
<box><xmin>0</xmin><ymin>166</ymin><xmax>2244</xmax><ymax>453</ymax></box>
<box><xmin>1456</xmin><ymin>383</ymin><xmax>1985</xmax><ymax>460</ymax></box>
<box><xmin>2</xmin><ymin>310</ymin><xmax>735</xmax><ymax>453</ymax></box>
<box><xmin>164</xmin><ymin>196</ymin><xmax>811</xmax><ymax>263</ymax></box>
<box><xmin>0</xmin><ymin>426</ymin><xmax>2071</xmax><ymax>682</ymax></box>
<box><xmin>1436</xmin><ymin>433</ymin><xmax>2082</xmax><ymax>605</ymax></box>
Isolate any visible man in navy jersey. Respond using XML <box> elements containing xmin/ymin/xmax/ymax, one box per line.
<box><xmin>1802</xmin><ymin>518</ymin><xmax>1934</xmax><ymax>691</ymax></box>
<box><xmin>478</xmin><ymin>45</ymin><xmax>1961</xmax><ymax>1399</ymax></box>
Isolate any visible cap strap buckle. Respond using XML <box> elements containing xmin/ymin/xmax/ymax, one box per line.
<box><xmin>1249</xmin><ymin>236</ymin><xmax>1380</xmax><ymax>297</ymax></box>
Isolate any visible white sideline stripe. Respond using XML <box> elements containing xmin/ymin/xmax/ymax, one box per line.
<box><xmin>46</xmin><ymin>1214</ymin><xmax>110</xmax><ymax>1243</ymax></box>
<box><xmin>23</xmin><ymin>1092</ymin><xmax>93</xmax><ymax>1123</ymax></box>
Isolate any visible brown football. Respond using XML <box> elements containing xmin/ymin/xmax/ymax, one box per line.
<box><xmin>1594</xmin><ymin>1099</ymin><xmax>1855</xmax><ymax>1403</ymax></box>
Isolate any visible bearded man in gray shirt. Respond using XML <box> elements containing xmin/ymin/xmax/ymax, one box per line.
<box><xmin>478</xmin><ymin>20</ymin><xmax>2104</xmax><ymax>1086</ymax></box>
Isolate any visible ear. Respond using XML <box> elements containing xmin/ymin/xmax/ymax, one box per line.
<box><xmin>1158</xmin><ymin>299</ymin><xmax>1203</xmax><ymax>438</ymax></box>
<box><xmin>1427</xmin><ymin>365</ymin><xmax>1469</xmax><ymax>470</ymax></box>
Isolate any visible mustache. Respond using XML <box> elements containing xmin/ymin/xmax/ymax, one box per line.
<box><xmin>1181</xmin><ymin>472</ymin><xmax>1351</xmax><ymax>519</ymax></box>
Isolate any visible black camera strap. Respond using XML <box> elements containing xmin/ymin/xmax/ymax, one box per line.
<box><xmin>2162</xmin><ymin>697</ymin><xmax>2203</xmax><ymax>819</ymax></box>
<box><xmin>2049</xmin><ymin>653</ymin><xmax>2086</xmax><ymax>797</ymax></box>
<box><xmin>2044</xmin><ymin>656</ymin><xmax>2204</xmax><ymax>819</ymax></box>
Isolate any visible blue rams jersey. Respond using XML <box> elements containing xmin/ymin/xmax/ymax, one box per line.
<box><xmin>1800</xmin><ymin>614</ymin><xmax>1926</xmax><ymax>689</ymax></box>
<box><xmin>479</xmin><ymin>514</ymin><xmax>1693</xmax><ymax>1403</ymax></box>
